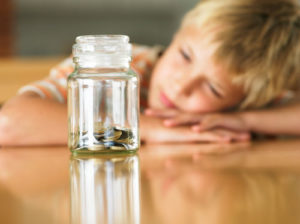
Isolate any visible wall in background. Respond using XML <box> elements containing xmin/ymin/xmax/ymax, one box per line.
<box><xmin>1</xmin><ymin>0</ymin><xmax>14</xmax><ymax>57</ymax></box>
<box><xmin>15</xmin><ymin>0</ymin><xmax>200</xmax><ymax>56</ymax></box>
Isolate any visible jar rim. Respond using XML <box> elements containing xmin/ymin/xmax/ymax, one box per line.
<box><xmin>76</xmin><ymin>35</ymin><xmax>129</xmax><ymax>44</ymax></box>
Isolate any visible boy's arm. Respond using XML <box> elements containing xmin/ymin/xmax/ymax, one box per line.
<box><xmin>0</xmin><ymin>57</ymin><xmax>74</xmax><ymax>146</ymax></box>
<box><xmin>0</xmin><ymin>92</ymin><xmax>68</xmax><ymax>146</ymax></box>
<box><xmin>147</xmin><ymin>101</ymin><xmax>300</xmax><ymax>136</ymax></box>
<box><xmin>0</xmin><ymin>96</ymin><xmax>248</xmax><ymax>146</ymax></box>
<box><xmin>241</xmin><ymin>102</ymin><xmax>300</xmax><ymax>135</ymax></box>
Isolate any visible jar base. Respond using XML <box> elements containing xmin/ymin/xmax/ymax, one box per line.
<box><xmin>70</xmin><ymin>147</ymin><xmax>139</xmax><ymax>155</ymax></box>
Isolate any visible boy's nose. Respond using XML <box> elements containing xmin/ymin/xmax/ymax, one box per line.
<box><xmin>172</xmin><ymin>74</ymin><xmax>202</xmax><ymax>97</ymax></box>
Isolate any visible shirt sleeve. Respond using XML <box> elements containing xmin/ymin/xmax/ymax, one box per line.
<box><xmin>131</xmin><ymin>44</ymin><xmax>165</xmax><ymax>110</ymax></box>
<box><xmin>18</xmin><ymin>56</ymin><xmax>74</xmax><ymax>103</ymax></box>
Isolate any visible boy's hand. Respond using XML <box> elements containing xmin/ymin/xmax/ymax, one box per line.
<box><xmin>144</xmin><ymin>108</ymin><xmax>250</xmax><ymax>134</ymax></box>
<box><xmin>141</xmin><ymin>113</ymin><xmax>250</xmax><ymax>143</ymax></box>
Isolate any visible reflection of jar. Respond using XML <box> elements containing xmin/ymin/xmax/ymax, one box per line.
<box><xmin>70</xmin><ymin>154</ymin><xmax>140</xmax><ymax>224</ymax></box>
<box><xmin>68</xmin><ymin>35</ymin><xmax>140</xmax><ymax>153</ymax></box>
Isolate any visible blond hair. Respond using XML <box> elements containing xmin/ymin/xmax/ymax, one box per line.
<box><xmin>181</xmin><ymin>0</ymin><xmax>300</xmax><ymax>109</ymax></box>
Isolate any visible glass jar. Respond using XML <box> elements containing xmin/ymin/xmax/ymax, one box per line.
<box><xmin>68</xmin><ymin>35</ymin><xmax>139</xmax><ymax>154</ymax></box>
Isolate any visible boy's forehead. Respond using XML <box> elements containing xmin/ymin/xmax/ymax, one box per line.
<box><xmin>177</xmin><ymin>25</ymin><xmax>219</xmax><ymax>59</ymax></box>
<box><xmin>177</xmin><ymin>25</ymin><xmax>218</xmax><ymax>48</ymax></box>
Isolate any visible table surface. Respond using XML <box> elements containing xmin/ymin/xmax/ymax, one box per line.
<box><xmin>1</xmin><ymin>139</ymin><xmax>300</xmax><ymax>224</ymax></box>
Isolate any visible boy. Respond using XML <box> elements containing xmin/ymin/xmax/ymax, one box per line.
<box><xmin>0</xmin><ymin>0</ymin><xmax>300</xmax><ymax>146</ymax></box>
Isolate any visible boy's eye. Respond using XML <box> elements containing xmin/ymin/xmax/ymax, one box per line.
<box><xmin>208</xmin><ymin>83</ymin><xmax>222</xmax><ymax>99</ymax></box>
<box><xmin>179</xmin><ymin>48</ymin><xmax>191</xmax><ymax>62</ymax></box>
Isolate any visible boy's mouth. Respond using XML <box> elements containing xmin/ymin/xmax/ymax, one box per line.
<box><xmin>160</xmin><ymin>91</ymin><xmax>176</xmax><ymax>108</ymax></box>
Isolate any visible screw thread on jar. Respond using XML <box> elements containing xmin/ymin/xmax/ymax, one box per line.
<box><xmin>72</xmin><ymin>35</ymin><xmax>132</xmax><ymax>69</ymax></box>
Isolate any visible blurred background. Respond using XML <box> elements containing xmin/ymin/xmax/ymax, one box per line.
<box><xmin>0</xmin><ymin>0</ymin><xmax>200</xmax><ymax>104</ymax></box>
<box><xmin>2</xmin><ymin>0</ymin><xmax>200</xmax><ymax>57</ymax></box>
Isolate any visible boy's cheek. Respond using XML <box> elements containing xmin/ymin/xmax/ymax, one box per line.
<box><xmin>180</xmin><ymin>97</ymin><xmax>218</xmax><ymax>113</ymax></box>
<box><xmin>148</xmin><ymin>86</ymin><xmax>163</xmax><ymax>109</ymax></box>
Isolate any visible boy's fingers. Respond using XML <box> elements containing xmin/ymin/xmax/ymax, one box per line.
<box><xmin>144</xmin><ymin>108</ymin><xmax>179</xmax><ymax>118</ymax></box>
<box><xmin>215</xmin><ymin>130</ymin><xmax>250</xmax><ymax>142</ymax></box>
<box><xmin>192</xmin><ymin>114</ymin><xmax>248</xmax><ymax>132</ymax></box>
<box><xmin>191</xmin><ymin>116</ymin><xmax>221</xmax><ymax>131</ymax></box>
<box><xmin>151</xmin><ymin>127</ymin><xmax>228</xmax><ymax>143</ymax></box>
<box><xmin>147</xmin><ymin>126</ymin><xmax>250</xmax><ymax>144</ymax></box>
<box><xmin>198</xmin><ymin>129</ymin><xmax>250</xmax><ymax>143</ymax></box>
<box><xmin>163</xmin><ymin>115</ymin><xmax>204</xmax><ymax>127</ymax></box>
<box><xmin>237</xmin><ymin>132</ymin><xmax>251</xmax><ymax>141</ymax></box>
<box><xmin>196</xmin><ymin>132</ymin><xmax>231</xmax><ymax>143</ymax></box>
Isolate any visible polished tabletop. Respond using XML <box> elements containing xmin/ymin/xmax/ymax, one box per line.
<box><xmin>1</xmin><ymin>139</ymin><xmax>300</xmax><ymax>224</ymax></box>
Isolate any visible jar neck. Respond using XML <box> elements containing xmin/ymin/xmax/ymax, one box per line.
<box><xmin>74</xmin><ymin>54</ymin><xmax>130</xmax><ymax>68</ymax></box>
<box><xmin>75</xmin><ymin>66</ymin><xmax>129</xmax><ymax>74</ymax></box>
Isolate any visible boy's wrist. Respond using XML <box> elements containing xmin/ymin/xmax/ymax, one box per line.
<box><xmin>239</xmin><ymin>111</ymin><xmax>255</xmax><ymax>132</ymax></box>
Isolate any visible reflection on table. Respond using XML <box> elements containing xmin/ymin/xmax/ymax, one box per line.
<box><xmin>0</xmin><ymin>139</ymin><xmax>300</xmax><ymax>223</ymax></box>
<box><xmin>70</xmin><ymin>154</ymin><xmax>140</xmax><ymax>224</ymax></box>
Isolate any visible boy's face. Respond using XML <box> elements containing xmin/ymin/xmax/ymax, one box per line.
<box><xmin>149</xmin><ymin>25</ymin><xmax>244</xmax><ymax>112</ymax></box>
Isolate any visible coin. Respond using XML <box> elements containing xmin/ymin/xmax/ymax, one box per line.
<box><xmin>110</xmin><ymin>146</ymin><xmax>126</xmax><ymax>150</ymax></box>
<box><xmin>103</xmin><ymin>129</ymin><xmax>122</xmax><ymax>142</ymax></box>
<box><xmin>88</xmin><ymin>144</ymin><xmax>105</xmax><ymax>151</ymax></box>
<box><xmin>104</xmin><ymin>141</ymin><xmax>115</xmax><ymax>147</ymax></box>
<box><xmin>118</xmin><ymin>129</ymin><xmax>131</xmax><ymax>140</ymax></box>
<box><xmin>116</xmin><ymin>138</ymin><xmax>133</xmax><ymax>144</ymax></box>
<box><xmin>79</xmin><ymin>124</ymin><xmax>135</xmax><ymax>151</ymax></box>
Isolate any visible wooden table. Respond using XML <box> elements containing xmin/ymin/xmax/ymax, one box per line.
<box><xmin>0</xmin><ymin>139</ymin><xmax>300</xmax><ymax>224</ymax></box>
<box><xmin>0</xmin><ymin>58</ymin><xmax>64</xmax><ymax>104</ymax></box>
